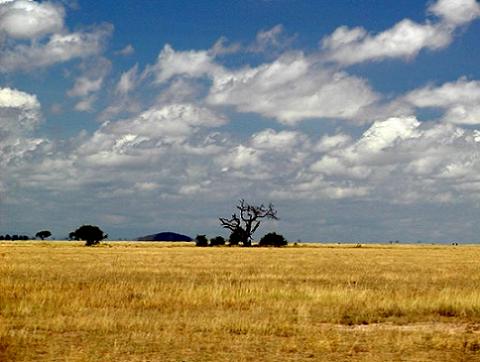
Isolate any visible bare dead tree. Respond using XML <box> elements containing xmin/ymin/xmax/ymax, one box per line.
<box><xmin>219</xmin><ymin>199</ymin><xmax>278</xmax><ymax>246</ymax></box>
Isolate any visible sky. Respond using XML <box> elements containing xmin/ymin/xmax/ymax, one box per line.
<box><xmin>1</xmin><ymin>0</ymin><xmax>480</xmax><ymax>242</ymax></box>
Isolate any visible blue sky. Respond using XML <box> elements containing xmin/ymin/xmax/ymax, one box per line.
<box><xmin>1</xmin><ymin>0</ymin><xmax>480</xmax><ymax>242</ymax></box>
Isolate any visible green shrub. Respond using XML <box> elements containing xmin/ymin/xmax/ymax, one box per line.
<box><xmin>258</xmin><ymin>232</ymin><xmax>288</xmax><ymax>247</ymax></box>
<box><xmin>228</xmin><ymin>229</ymin><xmax>245</xmax><ymax>246</ymax></box>
<box><xmin>195</xmin><ymin>234</ymin><xmax>209</xmax><ymax>247</ymax></box>
<box><xmin>210</xmin><ymin>236</ymin><xmax>226</xmax><ymax>246</ymax></box>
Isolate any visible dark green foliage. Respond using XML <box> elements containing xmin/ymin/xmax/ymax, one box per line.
<box><xmin>70</xmin><ymin>225</ymin><xmax>107</xmax><ymax>246</ymax></box>
<box><xmin>195</xmin><ymin>234</ymin><xmax>209</xmax><ymax>247</ymax></box>
<box><xmin>210</xmin><ymin>236</ymin><xmax>226</xmax><ymax>246</ymax></box>
<box><xmin>258</xmin><ymin>232</ymin><xmax>288</xmax><ymax>247</ymax></box>
<box><xmin>35</xmin><ymin>230</ymin><xmax>52</xmax><ymax>240</ymax></box>
<box><xmin>228</xmin><ymin>228</ymin><xmax>246</xmax><ymax>246</ymax></box>
<box><xmin>5</xmin><ymin>234</ymin><xmax>11</xmax><ymax>240</ymax></box>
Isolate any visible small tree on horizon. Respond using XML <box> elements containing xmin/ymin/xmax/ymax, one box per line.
<box><xmin>195</xmin><ymin>234</ymin><xmax>209</xmax><ymax>247</ymax></box>
<box><xmin>35</xmin><ymin>230</ymin><xmax>52</xmax><ymax>240</ymax></box>
<box><xmin>70</xmin><ymin>225</ymin><xmax>108</xmax><ymax>246</ymax></box>
<box><xmin>220</xmin><ymin>200</ymin><xmax>278</xmax><ymax>247</ymax></box>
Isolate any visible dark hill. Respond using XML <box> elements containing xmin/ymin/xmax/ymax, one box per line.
<box><xmin>137</xmin><ymin>232</ymin><xmax>193</xmax><ymax>242</ymax></box>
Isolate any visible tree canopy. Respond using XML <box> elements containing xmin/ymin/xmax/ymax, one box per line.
<box><xmin>70</xmin><ymin>225</ymin><xmax>107</xmax><ymax>246</ymax></box>
<box><xmin>35</xmin><ymin>230</ymin><xmax>52</xmax><ymax>240</ymax></box>
<box><xmin>258</xmin><ymin>232</ymin><xmax>288</xmax><ymax>247</ymax></box>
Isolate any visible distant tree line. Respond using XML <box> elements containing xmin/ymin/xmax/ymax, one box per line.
<box><xmin>0</xmin><ymin>230</ymin><xmax>53</xmax><ymax>241</ymax></box>
<box><xmin>1</xmin><ymin>225</ymin><xmax>108</xmax><ymax>247</ymax></box>
<box><xmin>0</xmin><ymin>230</ymin><xmax>52</xmax><ymax>241</ymax></box>
<box><xmin>2</xmin><ymin>201</ymin><xmax>286</xmax><ymax>247</ymax></box>
<box><xmin>0</xmin><ymin>234</ymin><xmax>31</xmax><ymax>241</ymax></box>
<box><xmin>195</xmin><ymin>232</ymin><xmax>288</xmax><ymax>247</ymax></box>
<box><xmin>2</xmin><ymin>201</ymin><xmax>287</xmax><ymax>248</ymax></box>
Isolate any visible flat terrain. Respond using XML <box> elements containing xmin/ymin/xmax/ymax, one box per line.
<box><xmin>2</xmin><ymin>242</ymin><xmax>480</xmax><ymax>361</ymax></box>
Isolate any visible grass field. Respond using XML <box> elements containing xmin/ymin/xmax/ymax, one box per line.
<box><xmin>2</xmin><ymin>242</ymin><xmax>480</xmax><ymax>361</ymax></box>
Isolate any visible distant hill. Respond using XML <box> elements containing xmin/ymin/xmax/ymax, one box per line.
<box><xmin>137</xmin><ymin>232</ymin><xmax>193</xmax><ymax>242</ymax></box>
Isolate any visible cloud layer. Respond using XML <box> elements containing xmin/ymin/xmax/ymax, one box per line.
<box><xmin>0</xmin><ymin>87</ymin><xmax>45</xmax><ymax>169</ymax></box>
<box><xmin>1</xmin><ymin>0</ymin><xmax>480</xmax><ymax>241</ymax></box>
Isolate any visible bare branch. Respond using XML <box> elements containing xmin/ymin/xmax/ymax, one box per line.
<box><xmin>219</xmin><ymin>213</ymin><xmax>241</xmax><ymax>232</ymax></box>
<box><xmin>251</xmin><ymin>221</ymin><xmax>261</xmax><ymax>235</ymax></box>
<box><xmin>220</xmin><ymin>200</ymin><xmax>278</xmax><ymax>246</ymax></box>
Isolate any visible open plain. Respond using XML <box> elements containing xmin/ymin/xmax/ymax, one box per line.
<box><xmin>2</xmin><ymin>242</ymin><xmax>480</xmax><ymax>361</ymax></box>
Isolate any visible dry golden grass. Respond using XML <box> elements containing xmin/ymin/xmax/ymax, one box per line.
<box><xmin>2</xmin><ymin>241</ymin><xmax>480</xmax><ymax>361</ymax></box>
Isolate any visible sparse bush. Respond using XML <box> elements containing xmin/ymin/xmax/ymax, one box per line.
<box><xmin>258</xmin><ymin>232</ymin><xmax>288</xmax><ymax>247</ymax></box>
<box><xmin>195</xmin><ymin>234</ymin><xmax>209</xmax><ymax>247</ymax></box>
<box><xmin>210</xmin><ymin>236</ymin><xmax>226</xmax><ymax>246</ymax></box>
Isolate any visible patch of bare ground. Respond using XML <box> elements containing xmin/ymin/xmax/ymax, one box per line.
<box><xmin>331</xmin><ymin>322</ymin><xmax>480</xmax><ymax>334</ymax></box>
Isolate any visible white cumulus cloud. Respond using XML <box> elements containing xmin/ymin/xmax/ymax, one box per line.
<box><xmin>146</xmin><ymin>44</ymin><xmax>222</xmax><ymax>84</ymax></box>
<box><xmin>0</xmin><ymin>23</ymin><xmax>112</xmax><ymax>72</ymax></box>
<box><xmin>404</xmin><ymin>78</ymin><xmax>480</xmax><ymax>125</ymax></box>
<box><xmin>321</xmin><ymin>0</ymin><xmax>480</xmax><ymax>66</ymax></box>
<box><xmin>305</xmin><ymin>116</ymin><xmax>480</xmax><ymax>203</ymax></box>
<box><xmin>75</xmin><ymin>103</ymin><xmax>227</xmax><ymax>168</ymax></box>
<box><xmin>207</xmin><ymin>52</ymin><xmax>378</xmax><ymax>124</ymax></box>
<box><xmin>0</xmin><ymin>0</ymin><xmax>64</xmax><ymax>39</ymax></box>
<box><xmin>145</xmin><ymin>45</ymin><xmax>378</xmax><ymax>124</ymax></box>
<box><xmin>0</xmin><ymin>86</ymin><xmax>39</xmax><ymax>109</ymax></box>
<box><xmin>322</xmin><ymin>20</ymin><xmax>451</xmax><ymax>65</ymax></box>
<box><xmin>429</xmin><ymin>0</ymin><xmax>480</xmax><ymax>26</ymax></box>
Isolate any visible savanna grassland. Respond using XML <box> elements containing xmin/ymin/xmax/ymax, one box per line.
<box><xmin>2</xmin><ymin>242</ymin><xmax>480</xmax><ymax>361</ymax></box>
